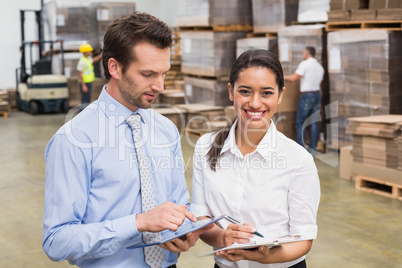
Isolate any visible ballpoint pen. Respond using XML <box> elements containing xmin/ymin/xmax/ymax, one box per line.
<box><xmin>224</xmin><ymin>215</ymin><xmax>264</xmax><ymax>238</ymax></box>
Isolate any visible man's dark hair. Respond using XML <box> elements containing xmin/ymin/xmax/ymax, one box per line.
<box><xmin>305</xmin><ymin>46</ymin><xmax>316</xmax><ymax>57</ymax></box>
<box><xmin>102</xmin><ymin>12</ymin><xmax>172</xmax><ymax>81</ymax></box>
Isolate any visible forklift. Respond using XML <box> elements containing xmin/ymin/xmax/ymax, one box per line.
<box><xmin>16</xmin><ymin>9</ymin><xmax>69</xmax><ymax>114</ymax></box>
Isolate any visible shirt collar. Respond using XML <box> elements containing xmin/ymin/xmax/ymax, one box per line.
<box><xmin>98</xmin><ymin>85</ymin><xmax>149</xmax><ymax>127</ymax></box>
<box><xmin>220</xmin><ymin>119</ymin><xmax>278</xmax><ymax>160</ymax></box>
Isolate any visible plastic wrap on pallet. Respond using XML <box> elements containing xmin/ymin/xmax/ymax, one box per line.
<box><xmin>180</xmin><ymin>31</ymin><xmax>247</xmax><ymax>77</ymax></box>
<box><xmin>183</xmin><ymin>76</ymin><xmax>232</xmax><ymax>107</ymax></box>
<box><xmin>177</xmin><ymin>0</ymin><xmax>252</xmax><ymax>27</ymax></box>
<box><xmin>43</xmin><ymin>1</ymin><xmax>90</xmax><ymax>50</ymax></box>
<box><xmin>252</xmin><ymin>0</ymin><xmax>298</xmax><ymax>33</ymax></box>
<box><xmin>89</xmin><ymin>2</ymin><xmax>136</xmax><ymax>49</ymax></box>
<box><xmin>236</xmin><ymin>37</ymin><xmax>278</xmax><ymax>58</ymax></box>
<box><xmin>327</xmin><ymin>30</ymin><xmax>402</xmax><ymax>149</ymax></box>
<box><xmin>297</xmin><ymin>0</ymin><xmax>330</xmax><ymax>23</ymax></box>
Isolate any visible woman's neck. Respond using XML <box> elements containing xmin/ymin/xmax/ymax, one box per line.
<box><xmin>235</xmin><ymin>122</ymin><xmax>270</xmax><ymax>156</ymax></box>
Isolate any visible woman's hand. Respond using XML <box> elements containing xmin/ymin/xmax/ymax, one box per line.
<box><xmin>216</xmin><ymin>246</ymin><xmax>270</xmax><ymax>263</ymax></box>
<box><xmin>223</xmin><ymin>223</ymin><xmax>256</xmax><ymax>247</ymax></box>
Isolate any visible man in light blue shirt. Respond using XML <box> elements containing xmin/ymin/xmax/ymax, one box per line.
<box><xmin>43</xmin><ymin>12</ymin><xmax>206</xmax><ymax>267</ymax></box>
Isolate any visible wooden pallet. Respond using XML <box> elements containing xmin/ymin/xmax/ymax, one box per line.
<box><xmin>0</xmin><ymin>111</ymin><xmax>8</xmax><ymax>118</ymax></box>
<box><xmin>179</xmin><ymin>25</ymin><xmax>253</xmax><ymax>32</ymax></box>
<box><xmin>355</xmin><ymin>175</ymin><xmax>402</xmax><ymax>200</ymax></box>
<box><xmin>246</xmin><ymin>32</ymin><xmax>278</xmax><ymax>38</ymax></box>
<box><xmin>326</xmin><ymin>20</ymin><xmax>402</xmax><ymax>31</ymax></box>
<box><xmin>185</xmin><ymin>128</ymin><xmax>208</xmax><ymax>138</ymax></box>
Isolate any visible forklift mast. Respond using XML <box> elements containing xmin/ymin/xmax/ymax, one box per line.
<box><xmin>19</xmin><ymin>7</ymin><xmax>65</xmax><ymax>84</ymax></box>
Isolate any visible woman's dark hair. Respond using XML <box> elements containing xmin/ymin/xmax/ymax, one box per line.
<box><xmin>102</xmin><ymin>12</ymin><xmax>172</xmax><ymax>81</ymax></box>
<box><xmin>206</xmin><ymin>49</ymin><xmax>284</xmax><ymax>171</ymax></box>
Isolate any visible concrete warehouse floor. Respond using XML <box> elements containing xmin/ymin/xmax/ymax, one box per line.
<box><xmin>0</xmin><ymin>111</ymin><xmax>401</xmax><ymax>268</ymax></box>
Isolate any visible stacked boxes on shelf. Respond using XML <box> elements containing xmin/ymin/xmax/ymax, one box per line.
<box><xmin>164</xmin><ymin>30</ymin><xmax>184</xmax><ymax>92</ymax></box>
<box><xmin>328</xmin><ymin>0</ymin><xmax>402</xmax><ymax>21</ymax></box>
<box><xmin>328</xmin><ymin>0</ymin><xmax>369</xmax><ymax>21</ymax></box>
<box><xmin>175</xmin><ymin>0</ymin><xmax>252</xmax><ymax>132</ymax></box>
<box><xmin>327</xmin><ymin>30</ymin><xmax>402</xmax><ymax>149</ymax></box>
<box><xmin>277</xmin><ymin>25</ymin><xmax>328</xmax><ymax>141</ymax></box>
<box><xmin>178</xmin><ymin>0</ymin><xmax>251</xmax><ymax>108</ymax></box>
<box><xmin>252</xmin><ymin>0</ymin><xmax>299</xmax><ymax>33</ymax></box>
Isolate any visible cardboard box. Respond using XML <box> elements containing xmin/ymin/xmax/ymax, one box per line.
<box><xmin>351</xmin><ymin>161</ymin><xmax>402</xmax><ymax>185</ymax></box>
<box><xmin>340</xmin><ymin>146</ymin><xmax>353</xmax><ymax>180</ymax></box>
<box><xmin>350</xmin><ymin>9</ymin><xmax>376</xmax><ymax>21</ymax></box>
<box><xmin>327</xmin><ymin>10</ymin><xmax>351</xmax><ymax>21</ymax></box>
<box><xmin>377</xmin><ymin>9</ymin><xmax>402</xmax><ymax>20</ymax></box>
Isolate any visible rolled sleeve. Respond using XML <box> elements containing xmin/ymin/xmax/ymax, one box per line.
<box><xmin>190</xmin><ymin>142</ymin><xmax>213</xmax><ymax>218</ymax></box>
<box><xmin>288</xmin><ymin>154</ymin><xmax>321</xmax><ymax>239</ymax></box>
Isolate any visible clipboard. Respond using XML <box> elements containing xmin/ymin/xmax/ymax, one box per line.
<box><xmin>127</xmin><ymin>215</ymin><xmax>225</xmax><ymax>249</ymax></box>
<box><xmin>202</xmin><ymin>236</ymin><xmax>304</xmax><ymax>256</ymax></box>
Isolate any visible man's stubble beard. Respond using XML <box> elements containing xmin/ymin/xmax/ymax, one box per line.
<box><xmin>118</xmin><ymin>73</ymin><xmax>156</xmax><ymax>110</ymax></box>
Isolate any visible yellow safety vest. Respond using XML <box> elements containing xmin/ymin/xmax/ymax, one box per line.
<box><xmin>78</xmin><ymin>56</ymin><xmax>95</xmax><ymax>83</ymax></box>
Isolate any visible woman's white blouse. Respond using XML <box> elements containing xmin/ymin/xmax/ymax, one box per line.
<box><xmin>191</xmin><ymin>121</ymin><xmax>321</xmax><ymax>268</ymax></box>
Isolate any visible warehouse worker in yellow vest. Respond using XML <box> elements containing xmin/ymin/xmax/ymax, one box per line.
<box><xmin>77</xmin><ymin>44</ymin><xmax>102</xmax><ymax>106</ymax></box>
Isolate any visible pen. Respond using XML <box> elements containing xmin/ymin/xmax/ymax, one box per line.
<box><xmin>224</xmin><ymin>215</ymin><xmax>264</xmax><ymax>238</ymax></box>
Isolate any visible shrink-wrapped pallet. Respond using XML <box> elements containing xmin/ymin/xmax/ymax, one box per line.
<box><xmin>252</xmin><ymin>0</ymin><xmax>299</xmax><ymax>33</ymax></box>
<box><xmin>327</xmin><ymin>30</ymin><xmax>402</xmax><ymax>149</ymax></box>
<box><xmin>180</xmin><ymin>31</ymin><xmax>247</xmax><ymax>78</ymax></box>
<box><xmin>43</xmin><ymin>1</ymin><xmax>90</xmax><ymax>50</ymax></box>
<box><xmin>89</xmin><ymin>2</ymin><xmax>136</xmax><ymax>49</ymax></box>
<box><xmin>236</xmin><ymin>37</ymin><xmax>278</xmax><ymax>58</ymax></box>
<box><xmin>297</xmin><ymin>0</ymin><xmax>330</xmax><ymax>23</ymax></box>
<box><xmin>177</xmin><ymin>0</ymin><xmax>252</xmax><ymax>27</ymax></box>
<box><xmin>183</xmin><ymin>76</ymin><xmax>231</xmax><ymax>107</ymax></box>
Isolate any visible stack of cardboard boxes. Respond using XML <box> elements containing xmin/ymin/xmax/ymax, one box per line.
<box><xmin>341</xmin><ymin>115</ymin><xmax>402</xmax><ymax>199</ymax></box>
<box><xmin>178</xmin><ymin>0</ymin><xmax>252</xmax><ymax>107</ymax></box>
<box><xmin>327</xmin><ymin>30</ymin><xmax>402</xmax><ymax>149</ymax></box>
<box><xmin>328</xmin><ymin>0</ymin><xmax>402</xmax><ymax>21</ymax></box>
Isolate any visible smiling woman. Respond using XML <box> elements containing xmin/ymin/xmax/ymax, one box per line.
<box><xmin>191</xmin><ymin>49</ymin><xmax>321</xmax><ymax>268</ymax></box>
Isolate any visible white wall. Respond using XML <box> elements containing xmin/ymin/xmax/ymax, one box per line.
<box><xmin>0</xmin><ymin>0</ymin><xmax>183</xmax><ymax>90</ymax></box>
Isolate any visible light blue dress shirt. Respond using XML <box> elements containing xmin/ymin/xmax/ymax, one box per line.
<box><xmin>43</xmin><ymin>87</ymin><xmax>190</xmax><ymax>267</ymax></box>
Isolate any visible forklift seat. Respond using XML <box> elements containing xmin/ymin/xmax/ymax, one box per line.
<box><xmin>33</xmin><ymin>59</ymin><xmax>52</xmax><ymax>75</ymax></box>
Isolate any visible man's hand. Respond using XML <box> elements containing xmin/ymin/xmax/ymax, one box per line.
<box><xmin>82</xmin><ymin>84</ymin><xmax>88</xmax><ymax>93</ymax></box>
<box><xmin>136</xmin><ymin>201</ymin><xmax>197</xmax><ymax>233</ymax></box>
<box><xmin>159</xmin><ymin>220</ymin><xmax>214</xmax><ymax>253</ymax></box>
